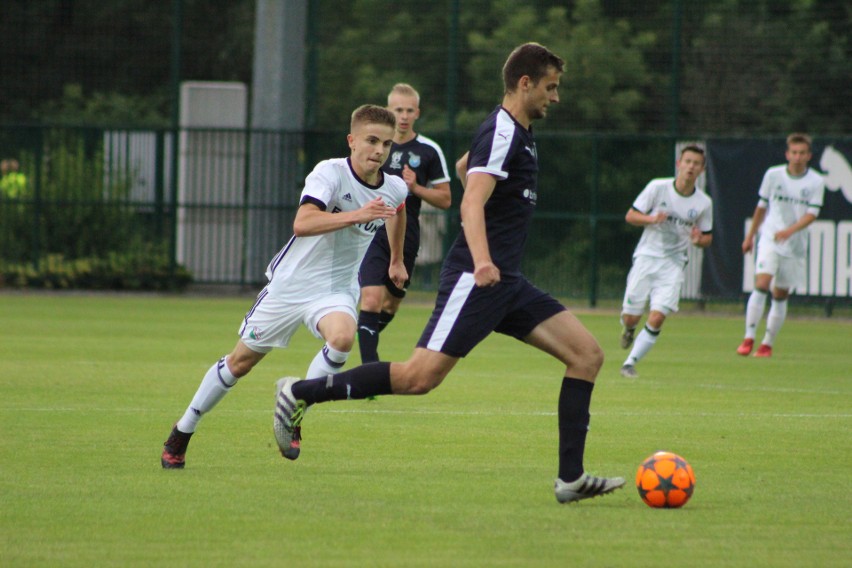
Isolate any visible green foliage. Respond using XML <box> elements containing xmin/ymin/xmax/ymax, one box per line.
<box><xmin>36</xmin><ymin>84</ymin><xmax>170</xmax><ymax>128</ymax></box>
<box><xmin>0</xmin><ymin>249</ymin><xmax>192</xmax><ymax>291</ymax></box>
<box><xmin>0</xmin><ymin>129</ymin><xmax>191</xmax><ymax>290</ymax></box>
<box><xmin>465</xmin><ymin>1</ymin><xmax>655</xmax><ymax>132</ymax></box>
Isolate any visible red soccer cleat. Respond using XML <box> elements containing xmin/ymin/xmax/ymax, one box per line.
<box><xmin>753</xmin><ymin>344</ymin><xmax>772</xmax><ymax>358</ymax></box>
<box><xmin>736</xmin><ymin>338</ymin><xmax>754</xmax><ymax>356</ymax></box>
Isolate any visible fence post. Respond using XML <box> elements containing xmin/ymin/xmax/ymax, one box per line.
<box><xmin>588</xmin><ymin>135</ymin><xmax>600</xmax><ymax>307</ymax></box>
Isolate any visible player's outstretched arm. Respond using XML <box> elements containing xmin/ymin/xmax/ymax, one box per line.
<box><xmin>293</xmin><ymin>199</ymin><xmax>397</xmax><ymax>237</ymax></box>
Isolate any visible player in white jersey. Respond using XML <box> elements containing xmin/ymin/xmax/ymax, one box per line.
<box><xmin>737</xmin><ymin>133</ymin><xmax>825</xmax><ymax>358</ymax></box>
<box><xmin>160</xmin><ymin>105</ymin><xmax>409</xmax><ymax>469</ymax></box>
<box><xmin>619</xmin><ymin>146</ymin><xmax>713</xmax><ymax>378</ymax></box>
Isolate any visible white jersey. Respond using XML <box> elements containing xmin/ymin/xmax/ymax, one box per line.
<box><xmin>264</xmin><ymin>158</ymin><xmax>408</xmax><ymax>299</ymax></box>
<box><xmin>631</xmin><ymin>177</ymin><xmax>714</xmax><ymax>260</ymax></box>
<box><xmin>756</xmin><ymin>165</ymin><xmax>825</xmax><ymax>257</ymax></box>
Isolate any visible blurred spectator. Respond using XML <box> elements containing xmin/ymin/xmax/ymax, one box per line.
<box><xmin>0</xmin><ymin>159</ymin><xmax>28</xmax><ymax>198</ymax></box>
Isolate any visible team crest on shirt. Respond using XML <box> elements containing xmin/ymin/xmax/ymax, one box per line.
<box><xmin>800</xmin><ymin>188</ymin><xmax>810</xmax><ymax>199</ymax></box>
<box><xmin>688</xmin><ymin>209</ymin><xmax>698</xmax><ymax>220</ymax></box>
<box><xmin>388</xmin><ymin>151</ymin><xmax>403</xmax><ymax>170</ymax></box>
<box><xmin>408</xmin><ymin>152</ymin><xmax>421</xmax><ymax>168</ymax></box>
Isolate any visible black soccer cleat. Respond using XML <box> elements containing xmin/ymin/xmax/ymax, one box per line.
<box><xmin>161</xmin><ymin>425</ymin><xmax>193</xmax><ymax>469</ymax></box>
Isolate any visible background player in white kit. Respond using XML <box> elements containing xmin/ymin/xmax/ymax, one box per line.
<box><xmin>619</xmin><ymin>146</ymin><xmax>713</xmax><ymax>379</ymax></box>
<box><xmin>736</xmin><ymin>133</ymin><xmax>825</xmax><ymax>358</ymax></box>
<box><xmin>161</xmin><ymin>104</ymin><xmax>409</xmax><ymax>468</ymax></box>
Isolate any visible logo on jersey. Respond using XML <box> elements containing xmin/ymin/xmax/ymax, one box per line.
<box><xmin>408</xmin><ymin>153</ymin><xmax>421</xmax><ymax>168</ymax></box>
<box><xmin>688</xmin><ymin>208</ymin><xmax>698</xmax><ymax>220</ymax></box>
<box><xmin>342</xmin><ymin>193</ymin><xmax>352</xmax><ymax>201</ymax></box>
<box><xmin>522</xmin><ymin>188</ymin><xmax>538</xmax><ymax>204</ymax></box>
<box><xmin>388</xmin><ymin>151</ymin><xmax>404</xmax><ymax>170</ymax></box>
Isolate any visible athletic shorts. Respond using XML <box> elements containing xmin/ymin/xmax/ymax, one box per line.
<box><xmin>416</xmin><ymin>266</ymin><xmax>566</xmax><ymax>357</ymax></box>
<box><xmin>237</xmin><ymin>287</ymin><xmax>358</xmax><ymax>353</ymax></box>
<box><xmin>359</xmin><ymin>231</ymin><xmax>418</xmax><ymax>298</ymax></box>
<box><xmin>755</xmin><ymin>242</ymin><xmax>806</xmax><ymax>291</ymax></box>
<box><xmin>622</xmin><ymin>254</ymin><xmax>686</xmax><ymax>316</ymax></box>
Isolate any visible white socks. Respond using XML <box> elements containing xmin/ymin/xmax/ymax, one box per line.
<box><xmin>177</xmin><ymin>356</ymin><xmax>238</xmax><ymax>433</ymax></box>
<box><xmin>762</xmin><ymin>298</ymin><xmax>787</xmax><ymax>347</ymax></box>
<box><xmin>305</xmin><ymin>343</ymin><xmax>349</xmax><ymax>381</ymax></box>
<box><xmin>745</xmin><ymin>290</ymin><xmax>768</xmax><ymax>340</ymax></box>
<box><xmin>745</xmin><ymin>291</ymin><xmax>786</xmax><ymax>346</ymax></box>
<box><xmin>625</xmin><ymin>325</ymin><xmax>660</xmax><ymax>366</ymax></box>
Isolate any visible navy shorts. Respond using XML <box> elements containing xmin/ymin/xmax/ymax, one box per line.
<box><xmin>416</xmin><ymin>266</ymin><xmax>566</xmax><ymax>357</ymax></box>
<box><xmin>359</xmin><ymin>231</ymin><xmax>418</xmax><ymax>298</ymax></box>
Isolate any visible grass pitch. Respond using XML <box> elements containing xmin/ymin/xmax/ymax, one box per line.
<box><xmin>1</xmin><ymin>292</ymin><xmax>849</xmax><ymax>567</ymax></box>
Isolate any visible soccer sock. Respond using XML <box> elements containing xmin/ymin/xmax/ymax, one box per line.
<box><xmin>291</xmin><ymin>362</ymin><xmax>393</xmax><ymax>405</ymax></box>
<box><xmin>557</xmin><ymin>377</ymin><xmax>593</xmax><ymax>483</ymax></box>
<box><xmin>378</xmin><ymin>310</ymin><xmax>395</xmax><ymax>332</ymax></box>
<box><xmin>745</xmin><ymin>289</ymin><xmax>769</xmax><ymax>340</ymax></box>
<box><xmin>305</xmin><ymin>343</ymin><xmax>349</xmax><ymax>380</ymax></box>
<box><xmin>357</xmin><ymin>311</ymin><xmax>381</xmax><ymax>363</ymax></box>
<box><xmin>177</xmin><ymin>356</ymin><xmax>238</xmax><ymax>433</ymax></box>
<box><xmin>624</xmin><ymin>325</ymin><xmax>660</xmax><ymax>366</ymax></box>
<box><xmin>762</xmin><ymin>298</ymin><xmax>788</xmax><ymax>347</ymax></box>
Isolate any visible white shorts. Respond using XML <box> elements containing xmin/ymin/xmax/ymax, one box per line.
<box><xmin>755</xmin><ymin>242</ymin><xmax>805</xmax><ymax>291</ymax></box>
<box><xmin>237</xmin><ymin>287</ymin><xmax>358</xmax><ymax>353</ymax></box>
<box><xmin>622</xmin><ymin>255</ymin><xmax>686</xmax><ymax>316</ymax></box>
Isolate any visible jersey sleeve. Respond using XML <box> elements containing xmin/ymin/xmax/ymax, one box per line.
<box><xmin>632</xmin><ymin>181</ymin><xmax>659</xmax><ymax>214</ymax></box>
<box><xmin>807</xmin><ymin>172</ymin><xmax>826</xmax><ymax>217</ymax></box>
<box><xmin>467</xmin><ymin>118</ymin><xmax>514</xmax><ymax>181</ymax></box>
<box><xmin>425</xmin><ymin>146</ymin><xmax>451</xmax><ymax>187</ymax></box>
<box><xmin>300</xmin><ymin>160</ymin><xmax>340</xmax><ymax>209</ymax></box>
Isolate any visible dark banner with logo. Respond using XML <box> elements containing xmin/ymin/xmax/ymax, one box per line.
<box><xmin>702</xmin><ymin>138</ymin><xmax>852</xmax><ymax>298</ymax></box>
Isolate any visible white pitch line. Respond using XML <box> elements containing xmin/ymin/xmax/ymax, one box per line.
<box><xmin>2</xmin><ymin>407</ymin><xmax>850</xmax><ymax>419</ymax></box>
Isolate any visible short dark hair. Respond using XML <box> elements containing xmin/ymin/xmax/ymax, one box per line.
<box><xmin>680</xmin><ymin>144</ymin><xmax>705</xmax><ymax>162</ymax></box>
<box><xmin>787</xmin><ymin>132</ymin><xmax>812</xmax><ymax>150</ymax></box>
<box><xmin>502</xmin><ymin>42</ymin><xmax>565</xmax><ymax>94</ymax></box>
<box><xmin>350</xmin><ymin>104</ymin><xmax>396</xmax><ymax>131</ymax></box>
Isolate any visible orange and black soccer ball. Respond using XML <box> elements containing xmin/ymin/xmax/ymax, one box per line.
<box><xmin>636</xmin><ymin>451</ymin><xmax>696</xmax><ymax>508</ymax></box>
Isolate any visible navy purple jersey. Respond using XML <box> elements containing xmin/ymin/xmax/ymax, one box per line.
<box><xmin>444</xmin><ymin>106</ymin><xmax>539</xmax><ymax>276</ymax></box>
<box><xmin>373</xmin><ymin>134</ymin><xmax>450</xmax><ymax>249</ymax></box>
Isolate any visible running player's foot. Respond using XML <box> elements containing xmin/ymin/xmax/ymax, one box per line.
<box><xmin>161</xmin><ymin>425</ymin><xmax>193</xmax><ymax>469</ymax></box>
<box><xmin>620</xmin><ymin>364</ymin><xmax>638</xmax><ymax>379</ymax></box>
<box><xmin>753</xmin><ymin>344</ymin><xmax>772</xmax><ymax>358</ymax></box>
<box><xmin>554</xmin><ymin>473</ymin><xmax>626</xmax><ymax>503</ymax></box>
<box><xmin>620</xmin><ymin>326</ymin><xmax>636</xmax><ymax>349</ymax></box>
<box><xmin>274</xmin><ymin>377</ymin><xmax>307</xmax><ymax>460</ymax></box>
<box><xmin>736</xmin><ymin>338</ymin><xmax>754</xmax><ymax>356</ymax></box>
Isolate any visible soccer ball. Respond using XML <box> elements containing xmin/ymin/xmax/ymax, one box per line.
<box><xmin>636</xmin><ymin>451</ymin><xmax>695</xmax><ymax>508</ymax></box>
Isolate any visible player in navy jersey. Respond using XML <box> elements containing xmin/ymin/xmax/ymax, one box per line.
<box><xmin>274</xmin><ymin>43</ymin><xmax>625</xmax><ymax>503</ymax></box>
<box><xmin>161</xmin><ymin>105</ymin><xmax>408</xmax><ymax>469</ymax></box>
<box><xmin>357</xmin><ymin>83</ymin><xmax>451</xmax><ymax>363</ymax></box>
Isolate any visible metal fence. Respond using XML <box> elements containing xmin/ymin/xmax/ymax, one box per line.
<box><xmin>0</xmin><ymin>123</ymin><xmax>674</xmax><ymax>300</ymax></box>
<box><xmin>3</xmin><ymin>123</ymin><xmax>851</xmax><ymax>311</ymax></box>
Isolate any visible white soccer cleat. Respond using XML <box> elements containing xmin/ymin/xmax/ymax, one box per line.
<box><xmin>620</xmin><ymin>364</ymin><xmax>638</xmax><ymax>379</ymax></box>
<box><xmin>554</xmin><ymin>473</ymin><xmax>626</xmax><ymax>504</ymax></box>
<box><xmin>274</xmin><ymin>377</ymin><xmax>306</xmax><ymax>460</ymax></box>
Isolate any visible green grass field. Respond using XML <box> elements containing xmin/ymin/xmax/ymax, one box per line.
<box><xmin>1</xmin><ymin>292</ymin><xmax>850</xmax><ymax>567</ymax></box>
